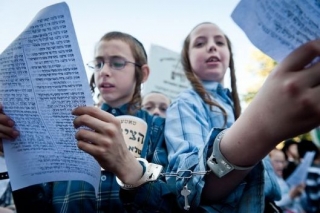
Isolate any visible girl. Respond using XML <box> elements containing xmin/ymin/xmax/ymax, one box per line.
<box><xmin>165</xmin><ymin>22</ymin><xmax>320</xmax><ymax>212</ymax></box>
<box><xmin>0</xmin><ymin>32</ymin><xmax>175</xmax><ymax>212</ymax></box>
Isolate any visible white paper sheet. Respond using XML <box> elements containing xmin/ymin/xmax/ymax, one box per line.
<box><xmin>286</xmin><ymin>151</ymin><xmax>315</xmax><ymax>187</ymax></box>
<box><xmin>231</xmin><ymin>0</ymin><xmax>320</xmax><ymax>62</ymax></box>
<box><xmin>0</xmin><ymin>2</ymin><xmax>101</xmax><ymax>195</ymax></box>
<box><xmin>143</xmin><ymin>45</ymin><xmax>190</xmax><ymax>100</ymax></box>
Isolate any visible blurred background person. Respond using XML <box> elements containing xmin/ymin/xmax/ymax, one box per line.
<box><xmin>142</xmin><ymin>91</ymin><xmax>171</xmax><ymax>118</ymax></box>
<box><xmin>0</xmin><ymin>152</ymin><xmax>15</xmax><ymax>213</ymax></box>
<box><xmin>282</xmin><ymin>140</ymin><xmax>301</xmax><ymax>180</ymax></box>
<box><xmin>270</xmin><ymin>148</ymin><xmax>305</xmax><ymax>213</ymax></box>
<box><xmin>297</xmin><ymin>140</ymin><xmax>320</xmax><ymax>213</ymax></box>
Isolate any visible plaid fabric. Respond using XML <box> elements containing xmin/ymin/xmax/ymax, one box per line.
<box><xmin>52</xmin><ymin>175</ymin><xmax>122</xmax><ymax>213</ymax></box>
<box><xmin>165</xmin><ymin>81</ymin><xmax>280</xmax><ymax>212</ymax></box>
<box><xmin>49</xmin><ymin>104</ymin><xmax>174</xmax><ymax>213</ymax></box>
<box><xmin>13</xmin><ymin>103</ymin><xmax>175</xmax><ymax>212</ymax></box>
<box><xmin>12</xmin><ymin>183</ymin><xmax>53</xmax><ymax>213</ymax></box>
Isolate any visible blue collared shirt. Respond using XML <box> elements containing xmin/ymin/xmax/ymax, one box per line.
<box><xmin>165</xmin><ymin>81</ymin><xmax>280</xmax><ymax>212</ymax></box>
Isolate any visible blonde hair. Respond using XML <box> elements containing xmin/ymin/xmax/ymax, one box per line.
<box><xmin>181</xmin><ymin>22</ymin><xmax>241</xmax><ymax>125</ymax></box>
<box><xmin>142</xmin><ymin>91</ymin><xmax>171</xmax><ymax>105</ymax></box>
<box><xmin>97</xmin><ymin>32</ymin><xmax>148</xmax><ymax>115</ymax></box>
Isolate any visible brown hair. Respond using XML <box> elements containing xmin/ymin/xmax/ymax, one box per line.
<box><xmin>89</xmin><ymin>73</ymin><xmax>95</xmax><ymax>94</ymax></box>
<box><xmin>97</xmin><ymin>32</ymin><xmax>148</xmax><ymax>115</ymax></box>
<box><xmin>181</xmin><ymin>22</ymin><xmax>241</xmax><ymax>125</ymax></box>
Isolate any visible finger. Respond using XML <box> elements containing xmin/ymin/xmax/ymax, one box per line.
<box><xmin>75</xmin><ymin>128</ymin><xmax>105</xmax><ymax>146</ymax></box>
<box><xmin>0</xmin><ymin>133</ymin><xmax>16</xmax><ymax>140</ymax></box>
<box><xmin>73</xmin><ymin>114</ymin><xmax>100</xmax><ymax>130</ymax></box>
<box><xmin>77</xmin><ymin>140</ymin><xmax>100</xmax><ymax>156</ymax></box>
<box><xmin>307</xmin><ymin>61</ymin><xmax>320</xmax><ymax>87</ymax></box>
<box><xmin>0</xmin><ymin>114</ymin><xmax>15</xmax><ymax>127</ymax></box>
<box><xmin>72</xmin><ymin>106</ymin><xmax>115</xmax><ymax>123</ymax></box>
<box><xmin>73</xmin><ymin>114</ymin><xmax>120</xmax><ymax>135</ymax></box>
<box><xmin>77</xmin><ymin>134</ymin><xmax>111</xmax><ymax>157</ymax></box>
<box><xmin>0</xmin><ymin>124</ymin><xmax>19</xmax><ymax>139</ymax></box>
<box><xmin>305</xmin><ymin>86</ymin><xmax>320</xmax><ymax>108</ymax></box>
<box><xmin>294</xmin><ymin>62</ymin><xmax>320</xmax><ymax>87</ymax></box>
<box><xmin>278</xmin><ymin>39</ymin><xmax>320</xmax><ymax>72</ymax></box>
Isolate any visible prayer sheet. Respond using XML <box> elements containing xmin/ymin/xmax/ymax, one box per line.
<box><xmin>0</xmin><ymin>2</ymin><xmax>101</xmax><ymax>195</ymax></box>
<box><xmin>231</xmin><ymin>0</ymin><xmax>320</xmax><ymax>62</ymax></box>
<box><xmin>286</xmin><ymin>151</ymin><xmax>315</xmax><ymax>187</ymax></box>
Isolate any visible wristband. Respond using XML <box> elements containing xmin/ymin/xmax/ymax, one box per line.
<box><xmin>116</xmin><ymin>158</ymin><xmax>163</xmax><ymax>190</ymax></box>
<box><xmin>207</xmin><ymin>129</ymin><xmax>255</xmax><ymax>178</ymax></box>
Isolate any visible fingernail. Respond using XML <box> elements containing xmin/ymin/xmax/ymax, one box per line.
<box><xmin>12</xmin><ymin>131</ymin><xmax>19</xmax><ymax>137</ymax></box>
<box><xmin>8</xmin><ymin>120</ymin><xmax>14</xmax><ymax>127</ymax></box>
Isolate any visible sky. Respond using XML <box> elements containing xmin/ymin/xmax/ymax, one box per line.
<box><xmin>0</xmin><ymin>0</ymin><xmax>257</xmax><ymax>95</ymax></box>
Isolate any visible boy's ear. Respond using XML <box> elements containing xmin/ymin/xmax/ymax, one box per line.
<box><xmin>141</xmin><ymin>64</ymin><xmax>150</xmax><ymax>83</ymax></box>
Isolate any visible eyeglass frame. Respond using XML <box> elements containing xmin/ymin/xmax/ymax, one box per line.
<box><xmin>86</xmin><ymin>56</ymin><xmax>142</xmax><ymax>72</ymax></box>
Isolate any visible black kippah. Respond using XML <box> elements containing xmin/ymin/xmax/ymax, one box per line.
<box><xmin>132</xmin><ymin>37</ymin><xmax>147</xmax><ymax>60</ymax></box>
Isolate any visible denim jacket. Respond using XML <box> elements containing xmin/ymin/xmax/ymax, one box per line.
<box><xmin>165</xmin><ymin>82</ymin><xmax>281</xmax><ymax>212</ymax></box>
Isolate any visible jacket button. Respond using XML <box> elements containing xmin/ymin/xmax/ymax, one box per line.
<box><xmin>101</xmin><ymin>175</ymin><xmax>107</xmax><ymax>181</ymax></box>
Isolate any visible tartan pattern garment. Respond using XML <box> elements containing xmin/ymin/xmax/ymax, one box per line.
<box><xmin>13</xmin><ymin>104</ymin><xmax>176</xmax><ymax>213</ymax></box>
<box><xmin>165</xmin><ymin>81</ymin><xmax>280</xmax><ymax>212</ymax></box>
<box><xmin>51</xmin><ymin>104</ymin><xmax>174</xmax><ymax>213</ymax></box>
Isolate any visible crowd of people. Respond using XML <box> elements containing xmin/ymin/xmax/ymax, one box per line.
<box><xmin>269</xmin><ymin>139</ymin><xmax>320</xmax><ymax>213</ymax></box>
<box><xmin>0</xmin><ymin>21</ymin><xmax>320</xmax><ymax>213</ymax></box>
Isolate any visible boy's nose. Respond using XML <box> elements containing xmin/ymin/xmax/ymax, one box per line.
<box><xmin>99</xmin><ymin>63</ymin><xmax>112</xmax><ymax>76</ymax></box>
<box><xmin>152</xmin><ymin>108</ymin><xmax>161</xmax><ymax>116</ymax></box>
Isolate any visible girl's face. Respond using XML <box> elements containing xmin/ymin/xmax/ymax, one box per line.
<box><xmin>94</xmin><ymin>39</ymin><xmax>136</xmax><ymax>108</ymax></box>
<box><xmin>188</xmin><ymin>23</ymin><xmax>230</xmax><ymax>83</ymax></box>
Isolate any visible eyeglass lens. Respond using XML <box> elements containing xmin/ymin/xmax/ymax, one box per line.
<box><xmin>89</xmin><ymin>56</ymin><xmax>128</xmax><ymax>71</ymax></box>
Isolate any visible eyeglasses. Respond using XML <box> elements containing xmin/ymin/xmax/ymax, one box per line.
<box><xmin>87</xmin><ymin>56</ymin><xmax>141</xmax><ymax>72</ymax></box>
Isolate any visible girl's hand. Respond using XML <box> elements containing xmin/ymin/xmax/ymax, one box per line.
<box><xmin>221</xmin><ymin>39</ymin><xmax>320</xmax><ymax>167</ymax></box>
<box><xmin>243</xmin><ymin>40</ymin><xmax>320</xmax><ymax>143</ymax></box>
<box><xmin>72</xmin><ymin>106</ymin><xmax>143</xmax><ymax>184</ymax></box>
